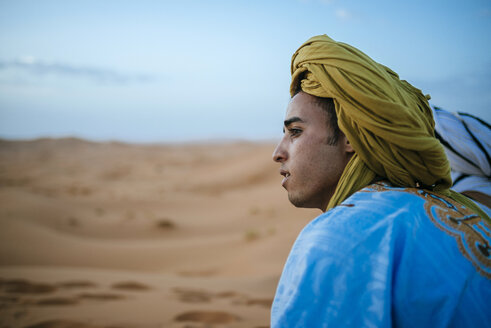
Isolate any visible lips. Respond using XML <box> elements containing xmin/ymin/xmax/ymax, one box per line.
<box><xmin>280</xmin><ymin>170</ymin><xmax>290</xmax><ymax>188</ymax></box>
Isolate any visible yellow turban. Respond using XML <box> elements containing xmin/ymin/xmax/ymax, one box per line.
<box><xmin>291</xmin><ymin>34</ymin><xmax>489</xmax><ymax>221</ymax></box>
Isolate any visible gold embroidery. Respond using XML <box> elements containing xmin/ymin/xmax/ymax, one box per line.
<box><xmin>363</xmin><ymin>182</ymin><xmax>491</xmax><ymax>279</ymax></box>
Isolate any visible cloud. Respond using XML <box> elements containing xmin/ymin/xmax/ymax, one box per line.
<box><xmin>335</xmin><ymin>8</ymin><xmax>352</xmax><ymax>20</ymax></box>
<box><xmin>0</xmin><ymin>57</ymin><xmax>154</xmax><ymax>84</ymax></box>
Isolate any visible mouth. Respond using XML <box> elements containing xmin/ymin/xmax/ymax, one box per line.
<box><xmin>280</xmin><ymin>170</ymin><xmax>290</xmax><ymax>188</ymax></box>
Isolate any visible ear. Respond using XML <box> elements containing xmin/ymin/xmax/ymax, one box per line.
<box><xmin>343</xmin><ymin>136</ymin><xmax>355</xmax><ymax>153</ymax></box>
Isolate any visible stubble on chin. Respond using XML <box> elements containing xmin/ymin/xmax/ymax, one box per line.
<box><xmin>287</xmin><ymin>186</ymin><xmax>333</xmax><ymax>211</ymax></box>
<box><xmin>288</xmin><ymin>191</ymin><xmax>308</xmax><ymax>208</ymax></box>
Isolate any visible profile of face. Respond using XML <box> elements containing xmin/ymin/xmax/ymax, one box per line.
<box><xmin>272</xmin><ymin>92</ymin><xmax>354</xmax><ymax>211</ymax></box>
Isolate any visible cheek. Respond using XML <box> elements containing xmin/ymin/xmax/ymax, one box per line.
<box><xmin>292</xmin><ymin>142</ymin><xmax>324</xmax><ymax>176</ymax></box>
<box><xmin>298</xmin><ymin>142</ymin><xmax>343</xmax><ymax>184</ymax></box>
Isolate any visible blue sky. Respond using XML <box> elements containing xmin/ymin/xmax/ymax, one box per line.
<box><xmin>1</xmin><ymin>0</ymin><xmax>490</xmax><ymax>142</ymax></box>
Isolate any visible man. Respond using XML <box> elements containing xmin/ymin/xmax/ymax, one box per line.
<box><xmin>271</xmin><ymin>35</ymin><xmax>491</xmax><ymax>327</ymax></box>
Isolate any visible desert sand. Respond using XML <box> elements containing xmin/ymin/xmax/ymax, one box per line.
<box><xmin>0</xmin><ymin>138</ymin><xmax>319</xmax><ymax>328</ymax></box>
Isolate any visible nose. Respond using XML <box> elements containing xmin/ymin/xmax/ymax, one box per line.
<box><xmin>272</xmin><ymin>139</ymin><xmax>287</xmax><ymax>163</ymax></box>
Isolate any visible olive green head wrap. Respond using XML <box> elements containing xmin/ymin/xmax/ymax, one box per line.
<box><xmin>291</xmin><ymin>34</ymin><xmax>488</xmax><ymax>220</ymax></box>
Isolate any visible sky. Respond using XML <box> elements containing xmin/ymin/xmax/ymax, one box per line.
<box><xmin>1</xmin><ymin>0</ymin><xmax>490</xmax><ymax>143</ymax></box>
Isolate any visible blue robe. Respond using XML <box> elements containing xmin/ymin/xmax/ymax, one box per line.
<box><xmin>271</xmin><ymin>182</ymin><xmax>491</xmax><ymax>327</ymax></box>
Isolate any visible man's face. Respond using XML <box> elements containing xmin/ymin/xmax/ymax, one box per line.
<box><xmin>272</xmin><ymin>92</ymin><xmax>352</xmax><ymax>211</ymax></box>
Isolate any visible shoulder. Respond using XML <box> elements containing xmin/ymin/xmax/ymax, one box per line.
<box><xmin>302</xmin><ymin>182</ymin><xmax>427</xmax><ymax>243</ymax></box>
<box><xmin>319</xmin><ymin>181</ymin><xmax>491</xmax><ymax>283</ymax></box>
<box><xmin>272</xmin><ymin>182</ymin><xmax>491</xmax><ymax>327</ymax></box>
<box><xmin>271</xmin><ymin>182</ymin><xmax>420</xmax><ymax>327</ymax></box>
<box><xmin>296</xmin><ymin>180</ymin><xmax>491</xmax><ymax>282</ymax></box>
<box><xmin>282</xmin><ymin>182</ymin><xmax>425</xmax><ymax>293</ymax></box>
<box><xmin>334</xmin><ymin>181</ymin><xmax>429</xmax><ymax>217</ymax></box>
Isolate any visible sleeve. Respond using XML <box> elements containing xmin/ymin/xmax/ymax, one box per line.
<box><xmin>271</xmin><ymin>204</ymin><xmax>404</xmax><ymax>328</ymax></box>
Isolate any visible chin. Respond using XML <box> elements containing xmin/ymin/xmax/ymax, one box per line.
<box><xmin>288</xmin><ymin>191</ymin><xmax>329</xmax><ymax>211</ymax></box>
<box><xmin>288</xmin><ymin>193</ymin><xmax>315</xmax><ymax>209</ymax></box>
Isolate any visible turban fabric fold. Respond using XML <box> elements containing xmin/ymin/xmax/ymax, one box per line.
<box><xmin>291</xmin><ymin>35</ymin><xmax>489</xmax><ymax>222</ymax></box>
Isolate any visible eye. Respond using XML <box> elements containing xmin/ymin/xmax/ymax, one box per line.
<box><xmin>289</xmin><ymin>128</ymin><xmax>302</xmax><ymax>137</ymax></box>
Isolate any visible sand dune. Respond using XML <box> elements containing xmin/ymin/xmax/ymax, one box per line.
<box><xmin>0</xmin><ymin>138</ymin><xmax>319</xmax><ymax>327</ymax></box>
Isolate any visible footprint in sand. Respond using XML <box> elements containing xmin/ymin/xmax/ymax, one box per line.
<box><xmin>24</xmin><ymin>319</ymin><xmax>105</xmax><ymax>328</ymax></box>
<box><xmin>58</xmin><ymin>280</ymin><xmax>97</xmax><ymax>289</ymax></box>
<box><xmin>156</xmin><ymin>218</ymin><xmax>176</xmax><ymax>230</ymax></box>
<box><xmin>172</xmin><ymin>287</ymin><xmax>213</xmax><ymax>303</ymax></box>
<box><xmin>172</xmin><ymin>287</ymin><xmax>241</xmax><ymax>304</ymax></box>
<box><xmin>172</xmin><ymin>287</ymin><xmax>271</xmax><ymax>309</ymax></box>
<box><xmin>35</xmin><ymin>297</ymin><xmax>79</xmax><ymax>306</ymax></box>
<box><xmin>77</xmin><ymin>292</ymin><xmax>126</xmax><ymax>301</ymax></box>
<box><xmin>230</xmin><ymin>295</ymin><xmax>274</xmax><ymax>309</ymax></box>
<box><xmin>242</xmin><ymin>298</ymin><xmax>274</xmax><ymax>309</ymax></box>
<box><xmin>111</xmin><ymin>281</ymin><xmax>151</xmax><ymax>291</ymax></box>
<box><xmin>0</xmin><ymin>295</ymin><xmax>19</xmax><ymax>305</ymax></box>
<box><xmin>0</xmin><ymin>279</ymin><xmax>57</xmax><ymax>294</ymax></box>
<box><xmin>0</xmin><ymin>278</ymin><xmax>129</xmax><ymax>308</ymax></box>
<box><xmin>214</xmin><ymin>290</ymin><xmax>239</xmax><ymax>299</ymax></box>
<box><xmin>174</xmin><ymin>311</ymin><xmax>241</xmax><ymax>324</ymax></box>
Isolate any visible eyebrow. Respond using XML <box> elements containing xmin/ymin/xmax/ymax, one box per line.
<box><xmin>283</xmin><ymin>116</ymin><xmax>305</xmax><ymax>133</ymax></box>
<box><xmin>284</xmin><ymin>116</ymin><xmax>305</xmax><ymax>127</ymax></box>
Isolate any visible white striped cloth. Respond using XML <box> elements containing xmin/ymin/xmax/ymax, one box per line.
<box><xmin>432</xmin><ymin>105</ymin><xmax>490</xmax><ymax>196</ymax></box>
